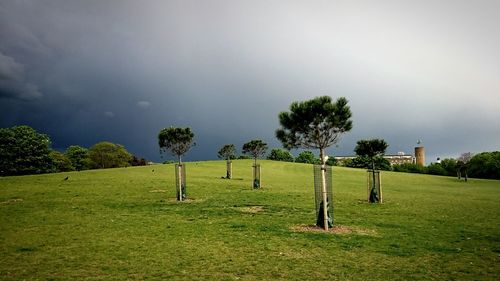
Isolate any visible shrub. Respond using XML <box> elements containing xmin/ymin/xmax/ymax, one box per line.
<box><xmin>427</xmin><ymin>163</ymin><xmax>447</xmax><ymax>176</ymax></box>
<box><xmin>392</xmin><ymin>163</ymin><xmax>427</xmax><ymax>174</ymax></box>
<box><xmin>295</xmin><ymin>151</ymin><xmax>320</xmax><ymax>164</ymax></box>
<box><xmin>267</xmin><ymin>148</ymin><xmax>294</xmax><ymax>162</ymax></box>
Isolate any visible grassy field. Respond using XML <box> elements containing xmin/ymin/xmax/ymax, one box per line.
<box><xmin>1</xmin><ymin>160</ymin><xmax>499</xmax><ymax>280</ymax></box>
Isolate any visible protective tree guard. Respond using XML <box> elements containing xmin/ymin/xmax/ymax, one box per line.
<box><xmin>314</xmin><ymin>165</ymin><xmax>333</xmax><ymax>229</ymax></box>
<box><xmin>175</xmin><ymin>164</ymin><xmax>187</xmax><ymax>201</ymax></box>
<box><xmin>252</xmin><ymin>164</ymin><xmax>261</xmax><ymax>189</ymax></box>
<box><xmin>226</xmin><ymin>160</ymin><xmax>232</xmax><ymax>179</ymax></box>
<box><xmin>367</xmin><ymin>169</ymin><xmax>382</xmax><ymax>203</ymax></box>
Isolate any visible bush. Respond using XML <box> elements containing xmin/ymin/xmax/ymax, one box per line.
<box><xmin>237</xmin><ymin>155</ymin><xmax>252</xmax><ymax>160</ymax></box>
<box><xmin>427</xmin><ymin>163</ymin><xmax>447</xmax><ymax>176</ymax></box>
<box><xmin>392</xmin><ymin>163</ymin><xmax>427</xmax><ymax>174</ymax></box>
<box><xmin>439</xmin><ymin>158</ymin><xmax>458</xmax><ymax>177</ymax></box>
<box><xmin>468</xmin><ymin>151</ymin><xmax>500</xmax><ymax>179</ymax></box>
<box><xmin>326</xmin><ymin>156</ymin><xmax>338</xmax><ymax>166</ymax></box>
<box><xmin>295</xmin><ymin>151</ymin><xmax>320</xmax><ymax>164</ymax></box>
<box><xmin>267</xmin><ymin>148</ymin><xmax>294</xmax><ymax>162</ymax></box>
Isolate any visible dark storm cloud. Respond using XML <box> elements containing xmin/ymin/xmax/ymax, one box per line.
<box><xmin>0</xmin><ymin>0</ymin><xmax>499</xmax><ymax>162</ymax></box>
<box><xmin>0</xmin><ymin>51</ymin><xmax>42</xmax><ymax>100</ymax></box>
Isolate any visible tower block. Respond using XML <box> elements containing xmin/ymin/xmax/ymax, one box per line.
<box><xmin>415</xmin><ymin>146</ymin><xmax>425</xmax><ymax>166</ymax></box>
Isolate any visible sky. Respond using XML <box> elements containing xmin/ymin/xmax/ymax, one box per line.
<box><xmin>1</xmin><ymin>0</ymin><xmax>499</xmax><ymax>163</ymax></box>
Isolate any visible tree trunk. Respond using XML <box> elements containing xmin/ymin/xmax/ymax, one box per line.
<box><xmin>319</xmin><ymin>148</ymin><xmax>329</xmax><ymax>231</ymax></box>
<box><xmin>226</xmin><ymin>159</ymin><xmax>232</xmax><ymax>179</ymax></box>
<box><xmin>177</xmin><ymin>164</ymin><xmax>183</xmax><ymax>201</ymax></box>
<box><xmin>369</xmin><ymin>160</ymin><xmax>379</xmax><ymax>203</ymax></box>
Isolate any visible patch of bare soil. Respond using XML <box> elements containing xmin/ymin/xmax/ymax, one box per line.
<box><xmin>1</xmin><ymin>198</ymin><xmax>23</xmax><ymax>205</ymax></box>
<box><xmin>166</xmin><ymin>198</ymin><xmax>202</xmax><ymax>203</ymax></box>
<box><xmin>291</xmin><ymin>224</ymin><xmax>377</xmax><ymax>236</ymax></box>
<box><xmin>237</xmin><ymin>206</ymin><xmax>265</xmax><ymax>214</ymax></box>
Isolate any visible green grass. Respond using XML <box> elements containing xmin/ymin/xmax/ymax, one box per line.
<box><xmin>1</xmin><ymin>160</ymin><xmax>499</xmax><ymax>280</ymax></box>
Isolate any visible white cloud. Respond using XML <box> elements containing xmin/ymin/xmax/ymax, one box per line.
<box><xmin>137</xmin><ymin>101</ymin><xmax>151</xmax><ymax>108</ymax></box>
<box><xmin>104</xmin><ymin>111</ymin><xmax>115</xmax><ymax>118</ymax></box>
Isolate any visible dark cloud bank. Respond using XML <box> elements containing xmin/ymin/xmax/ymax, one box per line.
<box><xmin>1</xmin><ymin>1</ymin><xmax>499</xmax><ymax>163</ymax></box>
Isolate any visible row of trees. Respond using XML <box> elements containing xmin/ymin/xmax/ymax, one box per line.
<box><xmin>158</xmin><ymin>96</ymin><xmax>354</xmax><ymax>230</ymax></box>
<box><xmin>391</xmin><ymin>152</ymin><xmax>500</xmax><ymax>180</ymax></box>
<box><xmin>0</xmin><ymin>125</ymin><xmax>146</xmax><ymax>176</ymax></box>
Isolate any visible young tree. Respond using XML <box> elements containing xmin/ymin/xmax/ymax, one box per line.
<box><xmin>276</xmin><ymin>96</ymin><xmax>353</xmax><ymax>230</ymax></box>
<box><xmin>242</xmin><ymin>140</ymin><xmax>268</xmax><ymax>188</ymax></box>
<box><xmin>158</xmin><ymin>127</ymin><xmax>195</xmax><ymax>164</ymax></box>
<box><xmin>0</xmin><ymin>125</ymin><xmax>53</xmax><ymax>176</ymax></box>
<box><xmin>242</xmin><ymin>140</ymin><xmax>268</xmax><ymax>166</ymax></box>
<box><xmin>354</xmin><ymin>139</ymin><xmax>388</xmax><ymax>203</ymax></box>
<box><xmin>218</xmin><ymin>144</ymin><xmax>236</xmax><ymax>179</ymax></box>
<box><xmin>267</xmin><ymin>148</ymin><xmax>294</xmax><ymax>162</ymax></box>
<box><xmin>158</xmin><ymin>127</ymin><xmax>195</xmax><ymax>201</ymax></box>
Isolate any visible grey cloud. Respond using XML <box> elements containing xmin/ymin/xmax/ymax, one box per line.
<box><xmin>0</xmin><ymin>51</ymin><xmax>42</xmax><ymax>100</ymax></box>
<box><xmin>137</xmin><ymin>101</ymin><xmax>151</xmax><ymax>108</ymax></box>
<box><xmin>0</xmin><ymin>1</ymin><xmax>499</xmax><ymax>162</ymax></box>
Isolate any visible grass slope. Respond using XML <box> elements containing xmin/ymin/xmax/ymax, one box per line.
<box><xmin>1</xmin><ymin>160</ymin><xmax>499</xmax><ymax>280</ymax></box>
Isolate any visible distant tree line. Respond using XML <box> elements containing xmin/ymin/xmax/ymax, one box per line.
<box><xmin>389</xmin><ymin>152</ymin><xmax>500</xmax><ymax>180</ymax></box>
<box><xmin>0</xmin><ymin>125</ymin><xmax>148</xmax><ymax>176</ymax></box>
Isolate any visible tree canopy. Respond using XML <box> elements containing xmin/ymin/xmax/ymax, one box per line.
<box><xmin>65</xmin><ymin>145</ymin><xmax>90</xmax><ymax>171</ymax></box>
<box><xmin>354</xmin><ymin>139</ymin><xmax>388</xmax><ymax>161</ymax></box>
<box><xmin>217</xmin><ymin>144</ymin><xmax>236</xmax><ymax>161</ymax></box>
<box><xmin>295</xmin><ymin>151</ymin><xmax>320</xmax><ymax>164</ymax></box>
<box><xmin>158</xmin><ymin>127</ymin><xmax>195</xmax><ymax>164</ymax></box>
<box><xmin>242</xmin><ymin>140</ymin><xmax>268</xmax><ymax>165</ymax></box>
<box><xmin>267</xmin><ymin>148</ymin><xmax>294</xmax><ymax>162</ymax></box>
<box><xmin>276</xmin><ymin>96</ymin><xmax>352</xmax><ymax>163</ymax></box>
<box><xmin>88</xmin><ymin>141</ymin><xmax>132</xmax><ymax>169</ymax></box>
<box><xmin>50</xmin><ymin>150</ymin><xmax>74</xmax><ymax>172</ymax></box>
<box><xmin>0</xmin><ymin>125</ymin><xmax>53</xmax><ymax>176</ymax></box>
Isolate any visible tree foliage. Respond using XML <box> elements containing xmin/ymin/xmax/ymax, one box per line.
<box><xmin>158</xmin><ymin>127</ymin><xmax>195</xmax><ymax>164</ymax></box>
<box><xmin>0</xmin><ymin>125</ymin><xmax>53</xmax><ymax>176</ymax></box>
<box><xmin>129</xmin><ymin>155</ymin><xmax>147</xmax><ymax>166</ymax></box>
<box><xmin>65</xmin><ymin>145</ymin><xmax>90</xmax><ymax>171</ymax></box>
<box><xmin>88</xmin><ymin>141</ymin><xmax>132</xmax><ymax>169</ymax></box>
<box><xmin>354</xmin><ymin>139</ymin><xmax>388</xmax><ymax>160</ymax></box>
<box><xmin>267</xmin><ymin>148</ymin><xmax>294</xmax><ymax>162</ymax></box>
<box><xmin>217</xmin><ymin>144</ymin><xmax>236</xmax><ymax>161</ymax></box>
<box><xmin>344</xmin><ymin>156</ymin><xmax>391</xmax><ymax>171</ymax></box>
<box><xmin>50</xmin><ymin>150</ymin><xmax>74</xmax><ymax>172</ymax></box>
<box><xmin>468</xmin><ymin>151</ymin><xmax>500</xmax><ymax>179</ymax></box>
<box><xmin>276</xmin><ymin>96</ymin><xmax>353</xmax><ymax>163</ymax></box>
<box><xmin>242</xmin><ymin>140</ymin><xmax>268</xmax><ymax>164</ymax></box>
<box><xmin>295</xmin><ymin>151</ymin><xmax>319</xmax><ymax>164</ymax></box>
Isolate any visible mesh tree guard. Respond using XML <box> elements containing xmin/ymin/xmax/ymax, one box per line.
<box><xmin>313</xmin><ymin>165</ymin><xmax>333</xmax><ymax>228</ymax></box>
<box><xmin>226</xmin><ymin>161</ymin><xmax>232</xmax><ymax>179</ymax></box>
<box><xmin>367</xmin><ymin>169</ymin><xmax>382</xmax><ymax>203</ymax></box>
<box><xmin>175</xmin><ymin>164</ymin><xmax>187</xmax><ymax>201</ymax></box>
<box><xmin>252</xmin><ymin>164</ymin><xmax>261</xmax><ymax>189</ymax></box>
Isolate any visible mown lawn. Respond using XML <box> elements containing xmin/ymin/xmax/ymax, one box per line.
<box><xmin>1</xmin><ymin>160</ymin><xmax>499</xmax><ymax>280</ymax></box>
